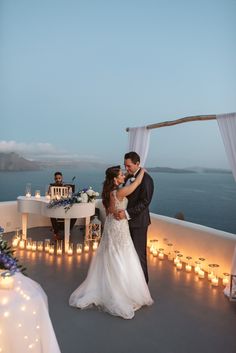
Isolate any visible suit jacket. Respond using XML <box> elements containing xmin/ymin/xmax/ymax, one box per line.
<box><xmin>126</xmin><ymin>170</ymin><xmax>154</xmax><ymax>229</ymax></box>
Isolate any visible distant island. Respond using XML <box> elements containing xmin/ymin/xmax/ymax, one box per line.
<box><xmin>147</xmin><ymin>166</ymin><xmax>232</xmax><ymax>174</ymax></box>
<box><xmin>147</xmin><ymin>167</ymin><xmax>195</xmax><ymax>174</ymax></box>
<box><xmin>0</xmin><ymin>152</ymin><xmax>232</xmax><ymax>174</ymax></box>
<box><xmin>0</xmin><ymin>152</ymin><xmax>41</xmax><ymax>171</ymax></box>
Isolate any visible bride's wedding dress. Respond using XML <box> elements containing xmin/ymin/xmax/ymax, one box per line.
<box><xmin>69</xmin><ymin>191</ymin><xmax>153</xmax><ymax>319</ymax></box>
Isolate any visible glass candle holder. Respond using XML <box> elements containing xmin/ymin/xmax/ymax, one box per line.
<box><xmin>92</xmin><ymin>241</ymin><xmax>99</xmax><ymax>250</ymax></box>
<box><xmin>153</xmin><ymin>239</ymin><xmax>159</xmax><ymax>250</ymax></box>
<box><xmin>198</xmin><ymin>269</ymin><xmax>205</xmax><ymax>279</ymax></box>
<box><xmin>26</xmin><ymin>238</ymin><xmax>32</xmax><ymax>250</ymax></box>
<box><xmin>185</xmin><ymin>256</ymin><xmax>192</xmax><ymax>272</ymax></box>
<box><xmin>56</xmin><ymin>240</ymin><xmax>63</xmax><ymax>255</ymax></box>
<box><xmin>194</xmin><ymin>261</ymin><xmax>201</xmax><ymax>274</ymax></box>
<box><xmin>199</xmin><ymin>257</ymin><xmax>206</xmax><ymax>270</ymax></box>
<box><xmin>208</xmin><ymin>264</ymin><xmax>214</xmax><ymax>280</ymax></box>
<box><xmin>76</xmin><ymin>243</ymin><xmax>82</xmax><ymax>254</ymax></box>
<box><xmin>149</xmin><ymin>240</ymin><xmax>155</xmax><ymax>254</ymax></box>
<box><xmin>176</xmin><ymin>254</ymin><xmax>183</xmax><ymax>270</ymax></box>
<box><xmin>49</xmin><ymin>244</ymin><xmax>55</xmax><ymax>255</ymax></box>
<box><xmin>158</xmin><ymin>248</ymin><xmax>164</xmax><ymax>260</ymax></box>
<box><xmin>152</xmin><ymin>248</ymin><xmax>158</xmax><ymax>257</ymax></box>
<box><xmin>67</xmin><ymin>243</ymin><xmax>73</xmax><ymax>256</ymax></box>
<box><xmin>223</xmin><ymin>273</ymin><xmax>230</xmax><ymax>286</ymax></box>
<box><xmin>44</xmin><ymin>239</ymin><xmax>50</xmax><ymax>252</ymax></box>
<box><xmin>211</xmin><ymin>264</ymin><xmax>220</xmax><ymax>286</ymax></box>
<box><xmin>31</xmin><ymin>241</ymin><xmax>37</xmax><ymax>251</ymax></box>
<box><xmin>37</xmin><ymin>241</ymin><xmax>43</xmax><ymax>251</ymax></box>
<box><xmin>35</xmin><ymin>190</ymin><xmax>41</xmax><ymax>198</ymax></box>
<box><xmin>84</xmin><ymin>242</ymin><xmax>89</xmax><ymax>252</ymax></box>
<box><xmin>25</xmin><ymin>183</ymin><xmax>31</xmax><ymax>197</ymax></box>
<box><xmin>19</xmin><ymin>239</ymin><xmax>25</xmax><ymax>249</ymax></box>
<box><xmin>173</xmin><ymin>250</ymin><xmax>180</xmax><ymax>265</ymax></box>
<box><xmin>12</xmin><ymin>236</ymin><xmax>19</xmax><ymax>248</ymax></box>
<box><xmin>167</xmin><ymin>243</ymin><xmax>173</xmax><ymax>260</ymax></box>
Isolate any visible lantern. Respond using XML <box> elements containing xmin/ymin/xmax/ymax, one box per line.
<box><xmin>89</xmin><ymin>216</ymin><xmax>102</xmax><ymax>241</ymax></box>
<box><xmin>229</xmin><ymin>275</ymin><xmax>236</xmax><ymax>301</ymax></box>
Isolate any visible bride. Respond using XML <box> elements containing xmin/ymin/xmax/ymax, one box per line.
<box><xmin>69</xmin><ymin>165</ymin><xmax>153</xmax><ymax>319</ymax></box>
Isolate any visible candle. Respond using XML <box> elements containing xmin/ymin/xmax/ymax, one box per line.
<box><xmin>185</xmin><ymin>264</ymin><xmax>192</xmax><ymax>272</ymax></box>
<box><xmin>198</xmin><ymin>269</ymin><xmax>205</xmax><ymax>278</ymax></box>
<box><xmin>176</xmin><ymin>262</ymin><xmax>182</xmax><ymax>270</ymax></box>
<box><xmin>222</xmin><ymin>273</ymin><xmax>230</xmax><ymax>286</ymax></box>
<box><xmin>26</xmin><ymin>242</ymin><xmax>32</xmax><ymax>250</ymax></box>
<box><xmin>92</xmin><ymin>241</ymin><xmax>98</xmax><ymax>250</ymax></box>
<box><xmin>208</xmin><ymin>272</ymin><xmax>214</xmax><ymax>280</ymax></box>
<box><xmin>76</xmin><ymin>244</ymin><xmax>82</xmax><ymax>254</ymax></box>
<box><xmin>19</xmin><ymin>240</ymin><xmax>25</xmax><ymax>249</ymax></box>
<box><xmin>31</xmin><ymin>241</ymin><xmax>37</xmax><ymax>251</ymax></box>
<box><xmin>37</xmin><ymin>241</ymin><xmax>43</xmax><ymax>251</ymax></box>
<box><xmin>211</xmin><ymin>277</ymin><xmax>219</xmax><ymax>286</ymax></box>
<box><xmin>49</xmin><ymin>245</ymin><xmax>54</xmax><ymax>254</ymax></box>
<box><xmin>35</xmin><ymin>190</ymin><xmax>41</xmax><ymax>198</ymax></box>
<box><xmin>67</xmin><ymin>245</ymin><xmax>73</xmax><ymax>256</ymax></box>
<box><xmin>158</xmin><ymin>252</ymin><xmax>164</xmax><ymax>260</ymax></box>
<box><xmin>44</xmin><ymin>239</ymin><xmax>50</xmax><ymax>252</ymax></box>
<box><xmin>25</xmin><ymin>192</ymin><xmax>31</xmax><ymax>198</ymax></box>
<box><xmin>0</xmin><ymin>274</ymin><xmax>14</xmax><ymax>290</ymax></box>
<box><xmin>152</xmin><ymin>249</ymin><xmax>158</xmax><ymax>257</ymax></box>
<box><xmin>149</xmin><ymin>245</ymin><xmax>155</xmax><ymax>254</ymax></box>
<box><xmin>12</xmin><ymin>238</ymin><xmax>19</xmax><ymax>247</ymax></box>
<box><xmin>195</xmin><ymin>265</ymin><xmax>200</xmax><ymax>274</ymax></box>
<box><xmin>84</xmin><ymin>244</ymin><xmax>89</xmax><ymax>252</ymax></box>
<box><xmin>174</xmin><ymin>257</ymin><xmax>179</xmax><ymax>265</ymax></box>
<box><xmin>223</xmin><ymin>277</ymin><xmax>229</xmax><ymax>286</ymax></box>
<box><xmin>57</xmin><ymin>249</ymin><xmax>62</xmax><ymax>255</ymax></box>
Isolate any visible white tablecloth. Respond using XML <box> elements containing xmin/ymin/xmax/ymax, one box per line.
<box><xmin>0</xmin><ymin>273</ymin><xmax>61</xmax><ymax>353</ymax></box>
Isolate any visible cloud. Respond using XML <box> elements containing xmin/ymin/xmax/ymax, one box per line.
<box><xmin>0</xmin><ymin>140</ymin><xmax>59</xmax><ymax>157</ymax></box>
<box><xmin>0</xmin><ymin>140</ymin><xmax>105</xmax><ymax>162</ymax></box>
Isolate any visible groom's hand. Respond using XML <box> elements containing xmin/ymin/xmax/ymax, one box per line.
<box><xmin>113</xmin><ymin>210</ymin><xmax>126</xmax><ymax>220</ymax></box>
<box><xmin>117</xmin><ymin>210</ymin><xmax>126</xmax><ymax>220</ymax></box>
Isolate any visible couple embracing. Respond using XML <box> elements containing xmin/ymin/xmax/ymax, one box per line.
<box><xmin>69</xmin><ymin>152</ymin><xmax>154</xmax><ymax>319</ymax></box>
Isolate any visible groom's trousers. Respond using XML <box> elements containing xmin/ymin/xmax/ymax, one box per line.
<box><xmin>129</xmin><ymin>226</ymin><xmax>149</xmax><ymax>283</ymax></box>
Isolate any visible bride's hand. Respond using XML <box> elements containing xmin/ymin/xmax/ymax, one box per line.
<box><xmin>140</xmin><ymin>167</ymin><xmax>146</xmax><ymax>175</ymax></box>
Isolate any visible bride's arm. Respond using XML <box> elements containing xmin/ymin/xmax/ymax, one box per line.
<box><xmin>116</xmin><ymin>168</ymin><xmax>145</xmax><ymax>198</ymax></box>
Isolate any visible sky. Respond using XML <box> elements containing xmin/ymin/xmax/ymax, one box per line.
<box><xmin>1</xmin><ymin>0</ymin><xmax>236</xmax><ymax>168</ymax></box>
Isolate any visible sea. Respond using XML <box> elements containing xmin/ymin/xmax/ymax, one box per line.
<box><xmin>0</xmin><ymin>169</ymin><xmax>236</xmax><ymax>234</ymax></box>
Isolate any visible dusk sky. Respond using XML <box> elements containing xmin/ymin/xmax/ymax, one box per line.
<box><xmin>1</xmin><ymin>0</ymin><xmax>236</xmax><ymax>168</ymax></box>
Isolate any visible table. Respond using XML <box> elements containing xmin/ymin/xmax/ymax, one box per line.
<box><xmin>17</xmin><ymin>196</ymin><xmax>95</xmax><ymax>251</ymax></box>
<box><xmin>0</xmin><ymin>272</ymin><xmax>61</xmax><ymax>353</ymax></box>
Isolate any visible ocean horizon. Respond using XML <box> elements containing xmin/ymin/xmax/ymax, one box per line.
<box><xmin>0</xmin><ymin>169</ymin><xmax>236</xmax><ymax>234</ymax></box>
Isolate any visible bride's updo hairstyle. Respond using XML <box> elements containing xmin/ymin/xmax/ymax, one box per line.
<box><xmin>102</xmin><ymin>165</ymin><xmax>121</xmax><ymax>210</ymax></box>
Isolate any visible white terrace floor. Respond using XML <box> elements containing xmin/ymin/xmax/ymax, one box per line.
<box><xmin>4</xmin><ymin>227</ymin><xmax>236</xmax><ymax>353</ymax></box>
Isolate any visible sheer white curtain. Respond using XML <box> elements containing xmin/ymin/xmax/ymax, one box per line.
<box><xmin>128</xmin><ymin>126</ymin><xmax>150</xmax><ymax>166</ymax></box>
<box><xmin>216</xmin><ymin>113</ymin><xmax>236</xmax><ymax>181</ymax></box>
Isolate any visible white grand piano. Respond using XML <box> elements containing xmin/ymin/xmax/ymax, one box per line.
<box><xmin>17</xmin><ymin>196</ymin><xmax>95</xmax><ymax>251</ymax></box>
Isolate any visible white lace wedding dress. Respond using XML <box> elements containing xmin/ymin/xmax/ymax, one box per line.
<box><xmin>69</xmin><ymin>191</ymin><xmax>153</xmax><ymax>319</ymax></box>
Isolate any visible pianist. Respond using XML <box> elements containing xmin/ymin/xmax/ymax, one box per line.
<box><xmin>49</xmin><ymin>171</ymin><xmax>77</xmax><ymax>240</ymax></box>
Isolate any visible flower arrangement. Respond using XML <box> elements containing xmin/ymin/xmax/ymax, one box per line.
<box><xmin>47</xmin><ymin>187</ymin><xmax>99</xmax><ymax>212</ymax></box>
<box><xmin>0</xmin><ymin>227</ymin><xmax>26</xmax><ymax>277</ymax></box>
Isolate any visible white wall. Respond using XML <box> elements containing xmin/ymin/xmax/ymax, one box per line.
<box><xmin>149</xmin><ymin>214</ymin><xmax>236</xmax><ymax>276</ymax></box>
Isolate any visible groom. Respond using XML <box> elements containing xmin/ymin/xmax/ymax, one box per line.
<box><xmin>116</xmin><ymin>151</ymin><xmax>154</xmax><ymax>283</ymax></box>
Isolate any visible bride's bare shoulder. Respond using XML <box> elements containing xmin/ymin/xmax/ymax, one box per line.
<box><xmin>116</xmin><ymin>188</ymin><xmax>124</xmax><ymax>201</ymax></box>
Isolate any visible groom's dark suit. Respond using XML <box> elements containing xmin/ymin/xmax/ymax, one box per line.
<box><xmin>126</xmin><ymin>170</ymin><xmax>154</xmax><ymax>283</ymax></box>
